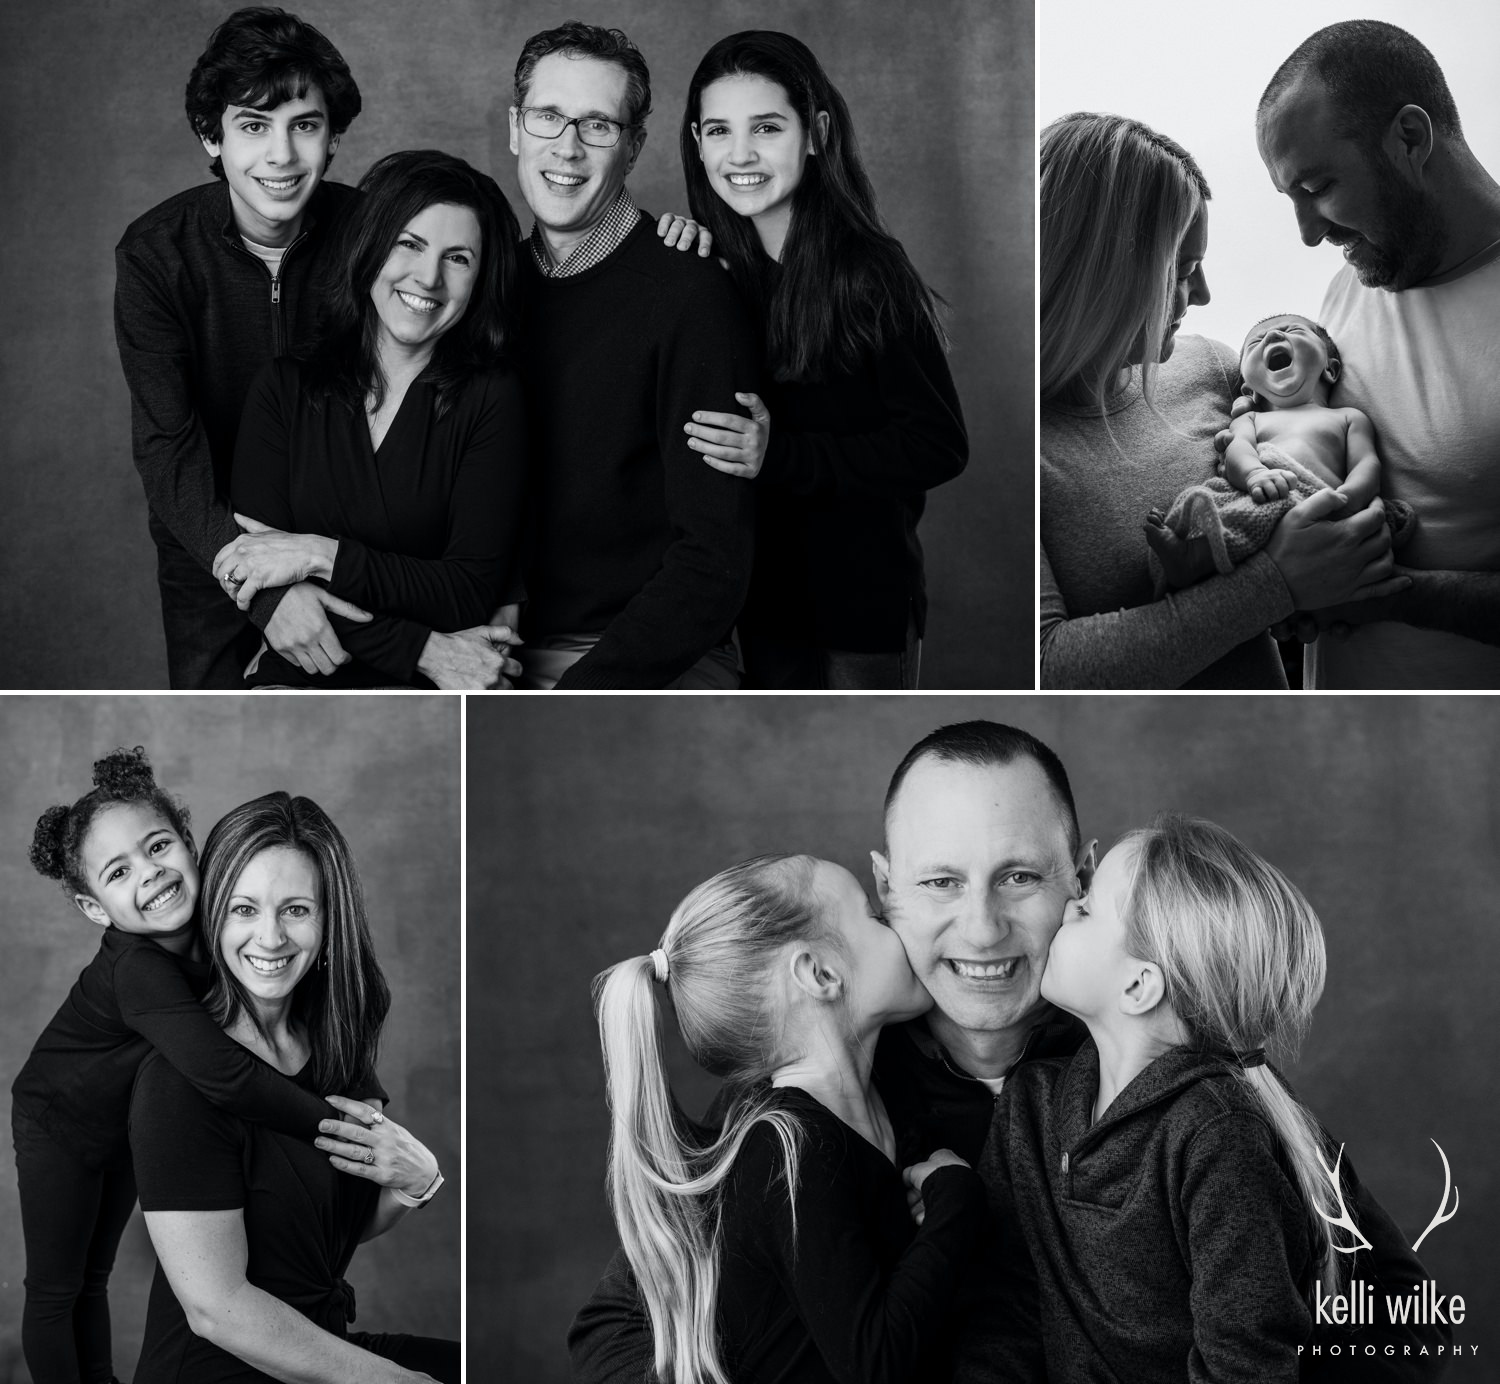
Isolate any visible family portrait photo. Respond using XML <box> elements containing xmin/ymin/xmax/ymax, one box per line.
<box><xmin>467</xmin><ymin>693</ymin><xmax>1495</xmax><ymax>1380</ymax></box>
<box><xmin>0</xmin><ymin>0</ymin><xmax>1028</xmax><ymax>693</ymax></box>
<box><xmin>0</xmin><ymin>696</ymin><xmax>461</xmax><ymax>1384</ymax></box>
<box><xmin>1039</xmin><ymin>0</ymin><xmax>1500</xmax><ymax>690</ymax></box>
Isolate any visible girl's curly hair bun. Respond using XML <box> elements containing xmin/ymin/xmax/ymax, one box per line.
<box><xmin>93</xmin><ymin>746</ymin><xmax>158</xmax><ymax>797</ymax></box>
<box><xmin>29</xmin><ymin>804</ymin><xmax>73</xmax><ymax>880</ymax></box>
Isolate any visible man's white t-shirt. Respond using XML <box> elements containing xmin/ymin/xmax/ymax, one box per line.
<box><xmin>1309</xmin><ymin>245</ymin><xmax>1500</xmax><ymax>688</ymax></box>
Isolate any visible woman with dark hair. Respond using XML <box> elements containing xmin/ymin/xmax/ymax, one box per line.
<box><xmin>129</xmin><ymin>791</ymin><xmax>457</xmax><ymax>1383</ymax></box>
<box><xmin>212</xmin><ymin>148</ymin><xmax>528</xmax><ymax>689</ymax></box>
<box><xmin>678</xmin><ymin>32</ymin><xmax>968</xmax><ymax>689</ymax></box>
<box><xmin>1039</xmin><ymin>112</ymin><xmax>1404</xmax><ymax>689</ymax></box>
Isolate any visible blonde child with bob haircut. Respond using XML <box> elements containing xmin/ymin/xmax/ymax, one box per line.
<box><xmin>592</xmin><ymin>852</ymin><xmax>985</xmax><ymax>1384</ymax></box>
<box><xmin>987</xmin><ymin>813</ymin><xmax>1385</xmax><ymax>1381</ymax></box>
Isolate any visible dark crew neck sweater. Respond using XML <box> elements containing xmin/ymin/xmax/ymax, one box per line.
<box><xmin>515</xmin><ymin>214</ymin><xmax>758</xmax><ymax>687</ymax></box>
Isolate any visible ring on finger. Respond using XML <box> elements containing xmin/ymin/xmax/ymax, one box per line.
<box><xmin>364</xmin><ymin>1146</ymin><xmax>375</xmax><ymax>1165</ymax></box>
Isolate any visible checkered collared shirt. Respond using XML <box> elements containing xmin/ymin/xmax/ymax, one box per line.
<box><xmin>528</xmin><ymin>189</ymin><xmax>643</xmax><ymax>278</ymax></box>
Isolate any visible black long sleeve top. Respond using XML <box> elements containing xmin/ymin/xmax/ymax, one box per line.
<box><xmin>515</xmin><ymin>214</ymin><xmax>758</xmax><ymax>687</ymax></box>
<box><xmin>231</xmin><ymin>358</ymin><xmax>527</xmax><ymax>687</ymax></box>
<box><xmin>113</xmin><ymin>179</ymin><xmax>356</xmax><ymax>630</ymax></box>
<box><xmin>745</xmin><ymin>319</ymin><xmax>969</xmax><ymax>651</ymax></box>
<box><xmin>573</xmin><ymin>1086</ymin><xmax>984</xmax><ymax>1384</ymax></box>
<box><xmin>11</xmin><ymin>926</ymin><xmax>342</xmax><ymax>1169</ymax></box>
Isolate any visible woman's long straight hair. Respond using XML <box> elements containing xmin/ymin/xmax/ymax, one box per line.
<box><xmin>1121</xmin><ymin>814</ymin><xmax>1347</xmax><ymax>1299</ymax></box>
<box><xmin>593</xmin><ymin>854</ymin><xmax>834</xmax><ymax>1384</ymax></box>
<box><xmin>679</xmin><ymin>32</ymin><xmax>946</xmax><ymax>383</ymax></box>
<box><xmin>300</xmin><ymin>149</ymin><xmax>520</xmax><ymax>418</ymax></box>
<box><xmin>199</xmin><ymin>791</ymin><xmax>390</xmax><ymax>1097</ymax></box>
<box><xmin>1041</xmin><ymin>113</ymin><xmax>1210</xmax><ymax>409</ymax></box>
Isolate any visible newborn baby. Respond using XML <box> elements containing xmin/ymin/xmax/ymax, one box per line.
<box><xmin>1145</xmin><ymin>313</ymin><xmax>1412</xmax><ymax>592</ymax></box>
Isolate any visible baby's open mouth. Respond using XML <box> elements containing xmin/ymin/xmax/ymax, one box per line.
<box><xmin>1267</xmin><ymin>344</ymin><xmax>1293</xmax><ymax>370</ymax></box>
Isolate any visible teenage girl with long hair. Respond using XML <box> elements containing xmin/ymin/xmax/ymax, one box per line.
<box><xmin>678</xmin><ymin>33</ymin><xmax>968</xmax><ymax>690</ymax></box>
<box><xmin>993</xmin><ymin>813</ymin><xmax>1389</xmax><ymax>1379</ymax></box>
<box><xmin>12</xmin><ymin>749</ymin><xmax>360</xmax><ymax>1384</ymax></box>
<box><xmin>594</xmin><ymin>853</ymin><xmax>985</xmax><ymax>1383</ymax></box>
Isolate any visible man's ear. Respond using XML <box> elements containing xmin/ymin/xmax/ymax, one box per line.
<box><xmin>200</xmin><ymin>133</ymin><xmax>222</xmax><ymax>160</ymax></box>
<box><xmin>1119</xmin><ymin>961</ymin><xmax>1166</xmax><ymax>1016</ymax></box>
<box><xmin>625</xmin><ymin>126</ymin><xmax>648</xmax><ymax>175</ymax></box>
<box><xmin>74</xmin><ymin>894</ymin><xmax>110</xmax><ymax>930</ymax></box>
<box><xmin>788</xmin><ymin>945</ymin><xmax>843</xmax><ymax>1002</ymax></box>
<box><xmin>870</xmin><ymin>849</ymin><xmax>892</xmax><ymax>904</ymax></box>
<box><xmin>1384</xmin><ymin>103</ymin><xmax>1434</xmax><ymax>179</ymax></box>
<box><xmin>507</xmin><ymin>106</ymin><xmax>521</xmax><ymax>158</ymax></box>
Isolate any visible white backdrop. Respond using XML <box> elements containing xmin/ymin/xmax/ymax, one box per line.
<box><xmin>1038</xmin><ymin>0</ymin><xmax>1500</xmax><ymax>352</ymax></box>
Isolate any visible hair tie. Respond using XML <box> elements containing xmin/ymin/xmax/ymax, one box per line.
<box><xmin>1236</xmin><ymin>1049</ymin><xmax>1267</xmax><ymax>1069</ymax></box>
<box><xmin>649</xmin><ymin>948</ymin><xmax>669</xmax><ymax>984</ymax></box>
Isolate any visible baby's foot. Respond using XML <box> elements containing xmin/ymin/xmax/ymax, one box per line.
<box><xmin>1144</xmin><ymin>509</ymin><xmax>1217</xmax><ymax>589</ymax></box>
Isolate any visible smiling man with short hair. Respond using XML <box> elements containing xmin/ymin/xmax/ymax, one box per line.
<box><xmin>1256</xmin><ymin>20</ymin><xmax>1500</xmax><ymax>686</ymax></box>
<box><xmin>505</xmin><ymin>22</ymin><xmax>758</xmax><ymax>689</ymax></box>
<box><xmin>571</xmin><ymin>718</ymin><xmax>1445</xmax><ymax>1381</ymax></box>
<box><xmin>115</xmin><ymin>6</ymin><xmax>370</xmax><ymax>688</ymax></box>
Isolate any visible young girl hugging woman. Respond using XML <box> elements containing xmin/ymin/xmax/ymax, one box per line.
<box><xmin>593</xmin><ymin>853</ymin><xmax>985</xmax><ymax>1384</ymax></box>
<box><xmin>11</xmin><ymin>748</ymin><xmax>370</xmax><ymax>1384</ymax></box>
<box><xmin>989</xmin><ymin>814</ymin><xmax>1400</xmax><ymax>1381</ymax></box>
<box><xmin>679</xmin><ymin>34</ymin><xmax>968</xmax><ymax>690</ymax></box>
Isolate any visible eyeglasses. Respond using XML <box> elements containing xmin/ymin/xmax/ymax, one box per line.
<box><xmin>518</xmin><ymin>106</ymin><xmax>633</xmax><ymax>148</ymax></box>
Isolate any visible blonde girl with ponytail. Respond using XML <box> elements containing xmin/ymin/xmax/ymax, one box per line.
<box><xmin>994</xmin><ymin>813</ymin><xmax>1382</xmax><ymax>1381</ymax></box>
<box><xmin>592</xmin><ymin>852</ymin><xmax>986</xmax><ymax>1384</ymax></box>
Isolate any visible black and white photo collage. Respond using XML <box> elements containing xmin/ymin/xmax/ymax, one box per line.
<box><xmin>0</xmin><ymin>0</ymin><xmax>1493</xmax><ymax>1380</ymax></box>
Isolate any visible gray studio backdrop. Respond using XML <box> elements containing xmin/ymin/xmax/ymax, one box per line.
<box><xmin>0</xmin><ymin>0</ymin><xmax>1030</xmax><ymax>691</ymax></box>
<box><xmin>0</xmin><ymin>697</ymin><xmax>461</xmax><ymax>1384</ymax></box>
<box><xmin>468</xmin><ymin>694</ymin><xmax>1498</xmax><ymax>1380</ymax></box>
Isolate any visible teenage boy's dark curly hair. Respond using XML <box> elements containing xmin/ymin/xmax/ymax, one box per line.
<box><xmin>185</xmin><ymin>6</ymin><xmax>361</xmax><ymax>179</ymax></box>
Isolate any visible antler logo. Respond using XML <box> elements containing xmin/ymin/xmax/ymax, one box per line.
<box><xmin>1411</xmin><ymin>1140</ymin><xmax>1459</xmax><ymax>1253</ymax></box>
<box><xmin>1316</xmin><ymin>1143</ymin><xmax>1373</xmax><ymax>1254</ymax></box>
<box><xmin>1316</xmin><ymin>1139</ymin><xmax>1459</xmax><ymax>1255</ymax></box>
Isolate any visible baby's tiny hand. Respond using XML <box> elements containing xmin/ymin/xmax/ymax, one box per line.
<box><xmin>1248</xmin><ymin>468</ymin><xmax>1294</xmax><ymax>502</ymax></box>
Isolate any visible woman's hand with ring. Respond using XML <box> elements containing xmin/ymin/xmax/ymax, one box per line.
<box><xmin>212</xmin><ymin>514</ymin><xmax>338</xmax><ymax>609</ymax></box>
<box><xmin>317</xmin><ymin>1094</ymin><xmax>439</xmax><ymax>1199</ymax></box>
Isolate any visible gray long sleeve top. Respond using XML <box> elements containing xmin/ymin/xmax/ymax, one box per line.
<box><xmin>1040</xmin><ymin>335</ymin><xmax>1293</xmax><ymax>688</ymax></box>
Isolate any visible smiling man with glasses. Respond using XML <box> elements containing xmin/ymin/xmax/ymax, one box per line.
<box><xmin>505</xmin><ymin>22</ymin><xmax>760</xmax><ymax>689</ymax></box>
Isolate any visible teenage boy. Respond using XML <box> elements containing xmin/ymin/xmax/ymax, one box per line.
<box><xmin>115</xmin><ymin>6</ymin><xmax>368</xmax><ymax>688</ymax></box>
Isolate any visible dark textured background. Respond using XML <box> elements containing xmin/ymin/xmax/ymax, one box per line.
<box><xmin>0</xmin><ymin>697</ymin><xmax>461</xmax><ymax>1384</ymax></box>
<box><xmin>0</xmin><ymin>0</ymin><xmax>1032</xmax><ymax>691</ymax></box>
<box><xmin>469</xmin><ymin>694</ymin><xmax>1498</xmax><ymax>1379</ymax></box>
